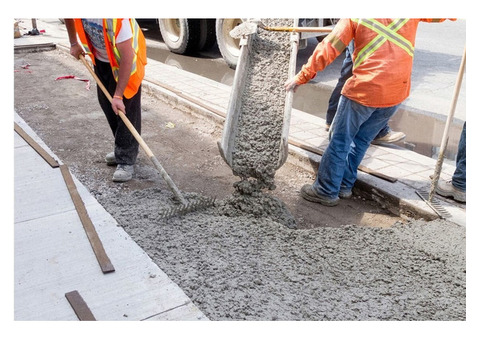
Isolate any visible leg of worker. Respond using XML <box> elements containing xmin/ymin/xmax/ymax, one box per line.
<box><xmin>94</xmin><ymin>59</ymin><xmax>140</xmax><ymax>166</ymax></box>
<box><xmin>116</xmin><ymin>86</ymin><xmax>141</xmax><ymax>165</ymax></box>
<box><xmin>452</xmin><ymin>121</ymin><xmax>466</xmax><ymax>191</ymax></box>
<box><xmin>326</xmin><ymin>45</ymin><xmax>353</xmax><ymax>126</ymax></box>
<box><xmin>341</xmin><ymin>104</ymin><xmax>400</xmax><ymax>191</ymax></box>
<box><xmin>374</xmin><ymin>124</ymin><xmax>391</xmax><ymax>139</ymax></box>
<box><xmin>326</xmin><ymin>41</ymin><xmax>354</xmax><ymax>127</ymax></box>
<box><xmin>313</xmin><ymin>96</ymin><xmax>373</xmax><ymax>199</ymax></box>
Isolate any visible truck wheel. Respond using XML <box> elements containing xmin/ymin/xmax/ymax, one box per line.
<box><xmin>158</xmin><ymin>19</ymin><xmax>201</xmax><ymax>55</ymax></box>
<box><xmin>215</xmin><ymin>18</ymin><xmax>243</xmax><ymax>69</ymax></box>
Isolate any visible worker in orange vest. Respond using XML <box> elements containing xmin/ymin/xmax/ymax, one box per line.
<box><xmin>65</xmin><ymin>19</ymin><xmax>147</xmax><ymax>182</ymax></box>
<box><xmin>285</xmin><ymin>18</ymin><xmax>454</xmax><ymax>206</ymax></box>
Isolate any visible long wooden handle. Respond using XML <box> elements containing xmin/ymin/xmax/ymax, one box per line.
<box><xmin>79</xmin><ymin>55</ymin><xmax>154</xmax><ymax>158</ymax></box>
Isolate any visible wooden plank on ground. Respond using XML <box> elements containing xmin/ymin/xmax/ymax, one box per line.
<box><xmin>14</xmin><ymin>122</ymin><xmax>59</xmax><ymax>168</ymax></box>
<box><xmin>65</xmin><ymin>290</ymin><xmax>96</xmax><ymax>321</ymax></box>
<box><xmin>14</xmin><ymin>42</ymin><xmax>57</xmax><ymax>54</ymax></box>
<box><xmin>60</xmin><ymin>164</ymin><xmax>115</xmax><ymax>273</ymax></box>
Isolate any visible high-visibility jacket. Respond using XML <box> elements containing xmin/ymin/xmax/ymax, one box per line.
<box><xmin>294</xmin><ymin>18</ymin><xmax>453</xmax><ymax>108</ymax></box>
<box><xmin>74</xmin><ymin>18</ymin><xmax>147</xmax><ymax>99</ymax></box>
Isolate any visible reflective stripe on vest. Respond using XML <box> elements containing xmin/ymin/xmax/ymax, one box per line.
<box><xmin>352</xmin><ymin>19</ymin><xmax>414</xmax><ymax>69</ymax></box>
<box><xmin>326</xmin><ymin>32</ymin><xmax>347</xmax><ymax>52</ymax></box>
<box><xmin>104</xmin><ymin>19</ymin><xmax>140</xmax><ymax>81</ymax></box>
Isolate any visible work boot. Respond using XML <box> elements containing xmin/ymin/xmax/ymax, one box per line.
<box><xmin>105</xmin><ymin>152</ymin><xmax>117</xmax><ymax>166</ymax></box>
<box><xmin>112</xmin><ymin>164</ymin><xmax>134</xmax><ymax>182</ymax></box>
<box><xmin>435</xmin><ymin>180</ymin><xmax>466</xmax><ymax>203</ymax></box>
<box><xmin>300</xmin><ymin>184</ymin><xmax>339</xmax><ymax>207</ymax></box>
<box><xmin>371</xmin><ymin>130</ymin><xmax>406</xmax><ymax>145</ymax></box>
<box><xmin>339</xmin><ymin>189</ymin><xmax>352</xmax><ymax>199</ymax></box>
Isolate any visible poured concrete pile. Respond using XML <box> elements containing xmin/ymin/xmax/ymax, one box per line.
<box><xmin>100</xmin><ymin>188</ymin><xmax>465</xmax><ymax>321</ymax></box>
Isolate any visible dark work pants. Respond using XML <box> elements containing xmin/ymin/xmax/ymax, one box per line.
<box><xmin>326</xmin><ymin>44</ymin><xmax>353</xmax><ymax>126</ymax></box>
<box><xmin>94</xmin><ymin>59</ymin><xmax>141</xmax><ymax>165</ymax></box>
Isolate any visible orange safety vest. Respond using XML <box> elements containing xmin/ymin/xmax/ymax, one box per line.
<box><xmin>74</xmin><ymin>18</ymin><xmax>147</xmax><ymax>99</ymax></box>
<box><xmin>294</xmin><ymin>18</ymin><xmax>453</xmax><ymax>107</ymax></box>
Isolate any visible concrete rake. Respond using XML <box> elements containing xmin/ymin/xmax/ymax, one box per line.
<box><xmin>79</xmin><ymin>55</ymin><xmax>215</xmax><ymax>218</ymax></box>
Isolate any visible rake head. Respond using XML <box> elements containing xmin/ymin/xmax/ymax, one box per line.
<box><xmin>159</xmin><ymin>197</ymin><xmax>216</xmax><ymax>219</ymax></box>
<box><xmin>415</xmin><ymin>190</ymin><xmax>452</xmax><ymax>219</ymax></box>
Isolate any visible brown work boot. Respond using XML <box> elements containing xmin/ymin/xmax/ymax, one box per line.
<box><xmin>300</xmin><ymin>184</ymin><xmax>339</xmax><ymax>206</ymax></box>
<box><xmin>435</xmin><ymin>180</ymin><xmax>466</xmax><ymax>203</ymax></box>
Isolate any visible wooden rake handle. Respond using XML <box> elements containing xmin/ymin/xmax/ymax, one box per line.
<box><xmin>79</xmin><ymin>55</ymin><xmax>187</xmax><ymax>204</ymax></box>
<box><xmin>79</xmin><ymin>55</ymin><xmax>153</xmax><ymax>158</ymax></box>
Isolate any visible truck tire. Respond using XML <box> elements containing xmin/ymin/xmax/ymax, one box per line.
<box><xmin>215</xmin><ymin>18</ymin><xmax>243</xmax><ymax>69</ymax></box>
<box><xmin>158</xmin><ymin>19</ymin><xmax>201</xmax><ymax>55</ymax></box>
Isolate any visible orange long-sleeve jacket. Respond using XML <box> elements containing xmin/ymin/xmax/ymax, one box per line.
<box><xmin>294</xmin><ymin>18</ymin><xmax>453</xmax><ymax>107</ymax></box>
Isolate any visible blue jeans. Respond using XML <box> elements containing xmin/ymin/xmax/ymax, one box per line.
<box><xmin>452</xmin><ymin>122</ymin><xmax>466</xmax><ymax>191</ymax></box>
<box><xmin>326</xmin><ymin>41</ymin><xmax>390</xmax><ymax>138</ymax></box>
<box><xmin>313</xmin><ymin>96</ymin><xmax>400</xmax><ymax>198</ymax></box>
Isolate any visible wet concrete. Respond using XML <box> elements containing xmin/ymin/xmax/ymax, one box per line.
<box><xmin>139</xmin><ymin>19</ymin><xmax>465</xmax><ymax>163</ymax></box>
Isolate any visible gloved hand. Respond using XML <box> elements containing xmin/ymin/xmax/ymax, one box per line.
<box><xmin>284</xmin><ymin>78</ymin><xmax>300</xmax><ymax>92</ymax></box>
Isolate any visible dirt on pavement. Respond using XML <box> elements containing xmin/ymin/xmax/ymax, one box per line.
<box><xmin>13</xmin><ymin>48</ymin><xmax>466</xmax><ymax>321</ymax></box>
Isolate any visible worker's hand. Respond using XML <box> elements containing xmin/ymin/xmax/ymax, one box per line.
<box><xmin>284</xmin><ymin>78</ymin><xmax>300</xmax><ymax>92</ymax></box>
<box><xmin>69</xmin><ymin>43</ymin><xmax>84</xmax><ymax>60</ymax></box>
<box><xmin>111</xmin><ymin>96</ymin><xmax>126</xmax><ymax>116</ymax></box>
